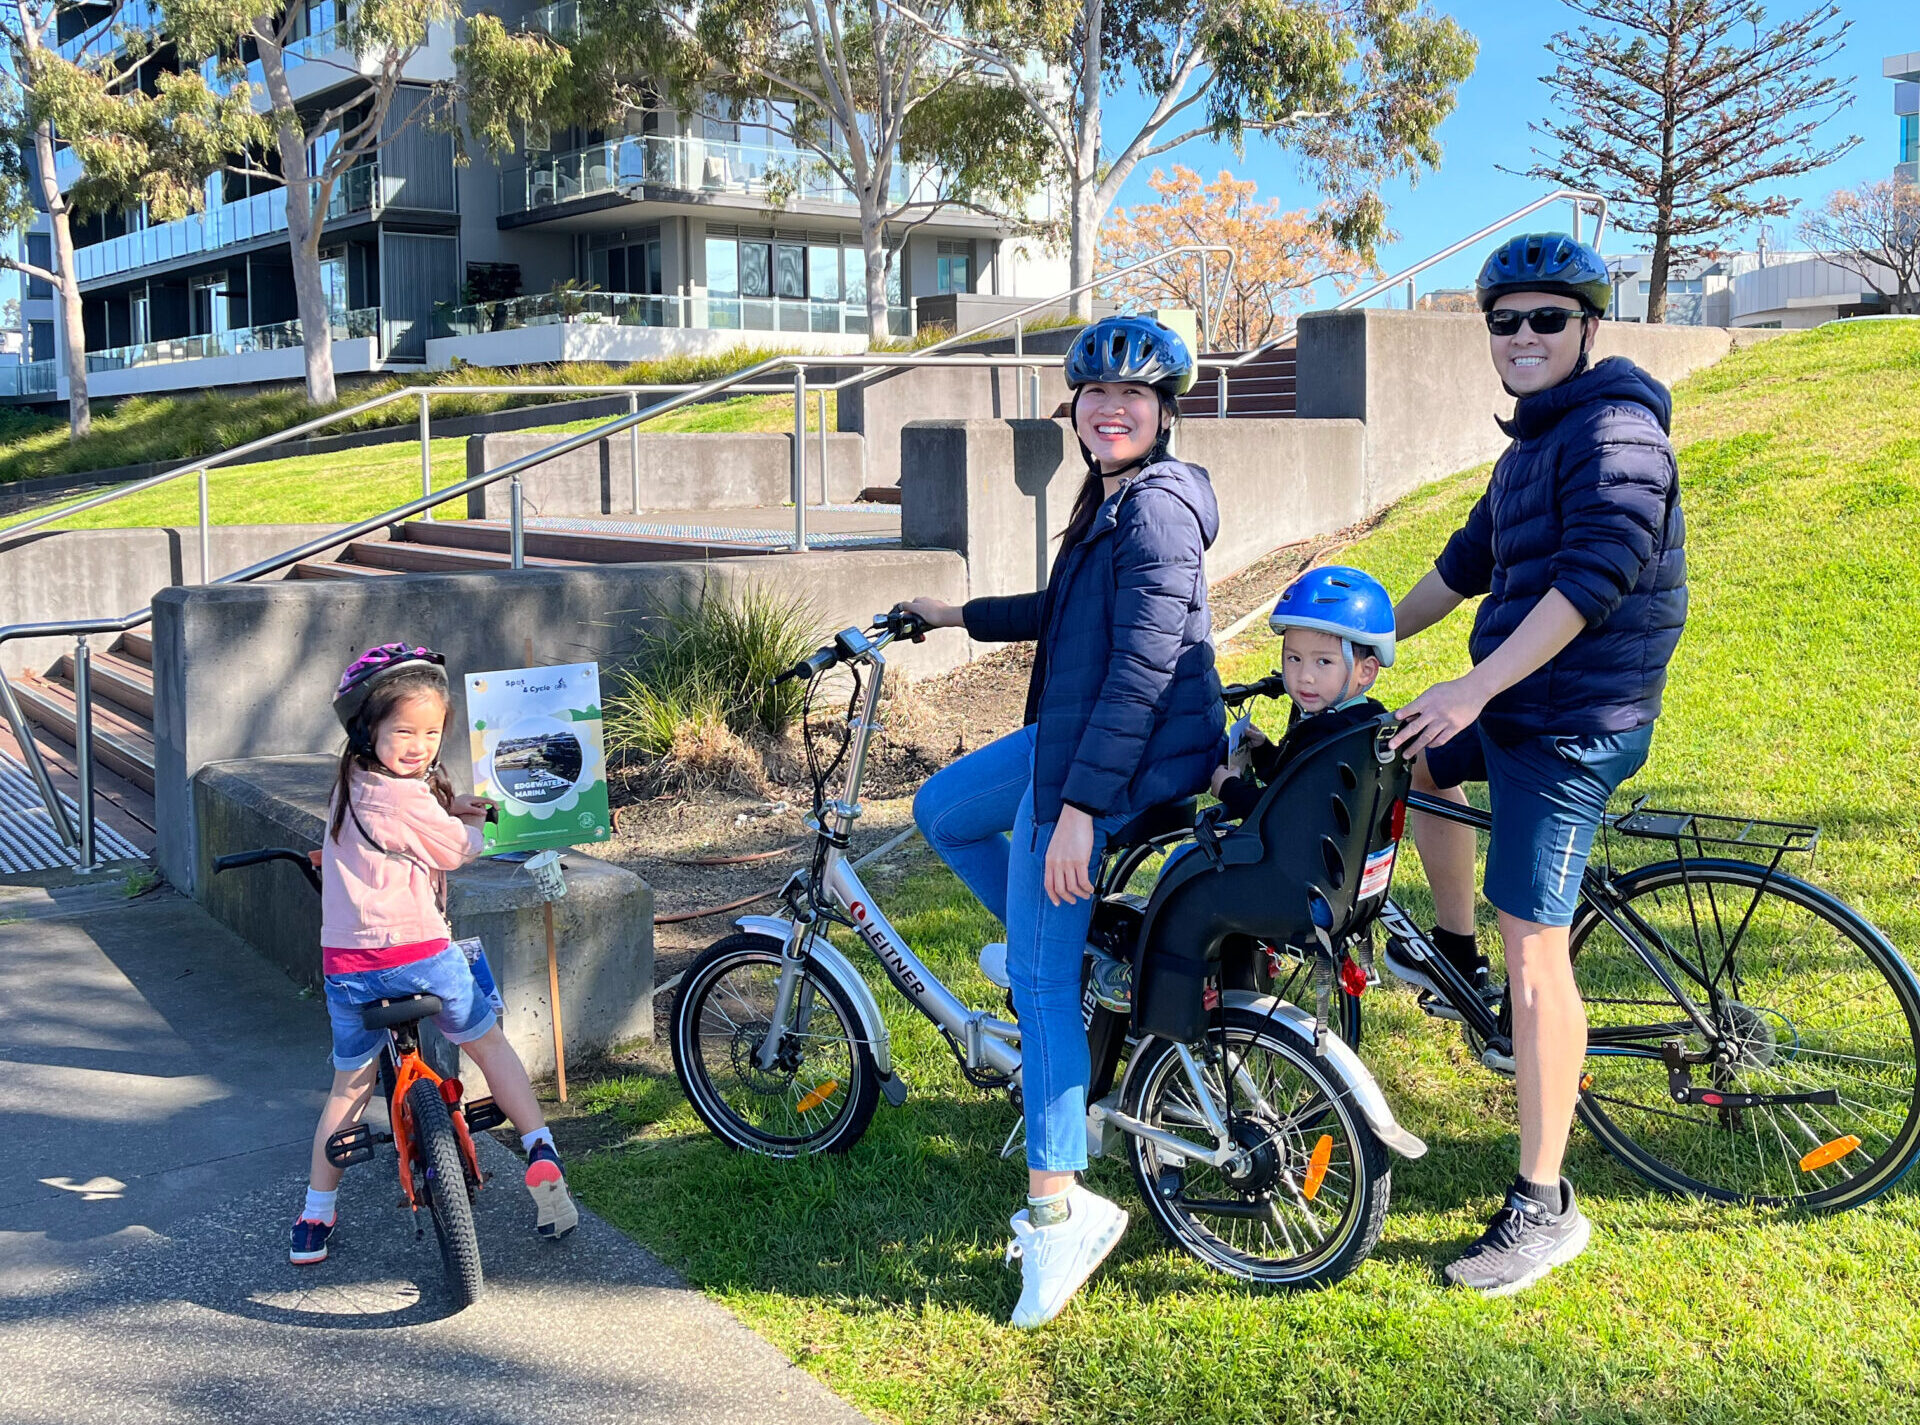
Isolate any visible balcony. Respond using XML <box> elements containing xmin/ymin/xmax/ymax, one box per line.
<box><xmin>54</xmin><ymin>0</ymin><xmax>162</xmax><ymax>62</ymax></box>
<box><xmin>202</xmin><ymin>22</ymin><xmax>350</xmax><ymax>97</ymax></box>
<box><xmin>0</xmin><ymin>361</ymin><xmax>59</xmax><ymax>399</ymax></box>
<box><xmin>433</xmin><ymin>289</ymin><xmax>912</xmax><ymax>340</ymax></box>
<box><xmin>85</xmin><ymin>306</ymin><xmax>380</xmax><ymax>374</ymax></box>
<box><xmin>499</xmin><ymin>134</ymin><xmax>935</xmax><ymax>217</ymax></box>
<box><xmin>520</xmin><ymin>0</ymin><xmax>580</xmax><ymax>38</ymax></box>
<box><xmin>72</xmin><ymin>165</ymin><xmax>394</xmax><ymax>285</ymax></box>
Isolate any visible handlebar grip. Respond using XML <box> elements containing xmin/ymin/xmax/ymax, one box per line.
<box><xmin>772</xmin><ymin>645</ymin><xmax>840</xmax><ymax>686</ymax></box>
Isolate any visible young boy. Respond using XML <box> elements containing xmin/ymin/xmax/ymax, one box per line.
<box><xmin>1211</xmin><ymin>566</ymin><xmax>1397</xmax><ymax>822</ymax></box>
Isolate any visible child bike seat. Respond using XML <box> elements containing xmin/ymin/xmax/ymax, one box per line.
<box><xmin>1130</xmin><ymin>714</ymin><xmax>1411</xmax><ymax>1043</ymax></box>
<box><xmin>1108</xmin><ymin>797</ymin><xmax>1197</xmax><ymax>852</ymax></box>
<box><xmin>360</xmin><ymin>994</ymin><xmax>445</xmax><ymax>1030</ymax></box>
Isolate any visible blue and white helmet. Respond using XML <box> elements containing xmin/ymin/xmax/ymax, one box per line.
<box><xmin>1269</xmin><ymin>566</ymin><xmax>1396</xmax><ymax>668</ymax></box>
<box><xmin>1064</xmin><ymin>314</ymin><xmax>1197</xmax><ymax>397</ymax></box>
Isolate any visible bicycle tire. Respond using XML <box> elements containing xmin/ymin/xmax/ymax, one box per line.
<box><xmin>671</xmin><ymin>933</ymin><xmax>881</xmax><ymax>1158</ymax></box>
<box><xmin>1570</xmin><ymin>858</ymin><xmax>1920</xmax><ymax>1211</ymax></box>
<box><xmin>406</xmin><ymin>1077</ymin><xmax>485</xmax><ymax>1307</ymax></box>
<box><xmin>1124</xmin><ymin>1007</ymin><xmax>1390</xmax><ymax>1288</ymax></box>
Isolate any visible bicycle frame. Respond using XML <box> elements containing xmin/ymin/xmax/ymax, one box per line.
<box><xmin>382</xmin><ymin>1032</ymin><xmax>485</xmax><ymax>1212</ymax></box>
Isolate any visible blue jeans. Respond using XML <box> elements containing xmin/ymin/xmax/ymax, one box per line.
<box><xmin>914</xmin><ymin>728</ymin><xmax>1123</xmax><ymax>1172</ymax></box>
<box><xmin>323</xmin><ymin>943</ymin><xmax>496</xmax><ymax>1072</ymax></box>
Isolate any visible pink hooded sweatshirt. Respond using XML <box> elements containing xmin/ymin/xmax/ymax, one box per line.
<box><xmin>320</xmin><ymin>767</ymin><xmax>485</xmax><ymax>975</ymax></box>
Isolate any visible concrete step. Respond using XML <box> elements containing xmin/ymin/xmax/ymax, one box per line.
<box><xmin>13</xmin><ymin>671</ymin><xmax>157</xmax><ymax>793</ymax></box>
<box><xmin>53</xmin><ymin>649</ymin><xmax>155</xmax><ymax>720</ymax></box>
<box><xmin>397</xmin><ymin>520</ymin><xmax>775</xmax><ymax>564</ymax></box>
<box><xmin>338</xmin><ymin>538</ymin><xmax>588</xmax><ymax>574</ymax></box>
<box><xmin>288</xmin><ymin>560</ymin><xmax>393</xmax><ymax>580</ymax></box>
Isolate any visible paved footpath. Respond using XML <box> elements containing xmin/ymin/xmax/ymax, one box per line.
<box><xmin>0</xmin><ymin>880</ymin><xmax>870</xmax><ymax>1425</ymax></box>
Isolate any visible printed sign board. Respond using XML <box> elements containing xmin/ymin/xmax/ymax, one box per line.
<box><xmin>466</xmin><ymin>663</ymin><xmax>612</xmax><ymax>854</ymax></box>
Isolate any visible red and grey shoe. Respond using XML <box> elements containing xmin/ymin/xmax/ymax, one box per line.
<box><xmin>289</xmin><ymin>1216</ymin><xmax>335</xmax><ymax>1265</ymax></box>
<box><xmin>525</xmin><ymin>1142</ymin><xmax>579</xmax><ymax>1240</ymax></box>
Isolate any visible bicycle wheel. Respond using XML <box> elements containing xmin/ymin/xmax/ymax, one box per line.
<box><xmin>1571</xmin><ymin>858</ymin><xmax>1920</xmax><ymax>1210</ymax></box>
<box><xmin>1125</xmin><ymin>1007</ymin><xmax>1389</xmax><ymax>1287</ymax></box>
<box><xmin>671</xmin><ymin>933</ymin><xmax>881</xmax><ymax>1157</ymax></box>
<box><xmin>405</xmin><ymin>1077</ymin><xmax>484</xmax><ymax>1307</ymax></box>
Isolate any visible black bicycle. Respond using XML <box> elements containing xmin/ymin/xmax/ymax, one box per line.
<box><xmin>1213</xmin><ymin>673</ymin><xmax>1920</xmax><ymax>1212</ymax></box>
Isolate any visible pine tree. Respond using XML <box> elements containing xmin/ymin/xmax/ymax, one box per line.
<box><xmin>1518</xmin><ymin>0</ymin><xmax>1856</xmax><ymax>324</ymax></box>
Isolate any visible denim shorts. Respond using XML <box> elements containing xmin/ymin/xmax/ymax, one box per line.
<box><xmin>322</xmin><ymin>943</ymin><xmax>496</xmax><ymax>1071</ymax></box>
<box><xmin>1425</xmin><ymin>721</ymin><xmax>1653</xmax><ymax>927</ymax></box>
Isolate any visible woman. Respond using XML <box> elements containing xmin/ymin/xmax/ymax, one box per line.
<box><xmin>900</xmin><ymin>315</ymin><xmax>1226</xmax><ymax>1328</ymax></box>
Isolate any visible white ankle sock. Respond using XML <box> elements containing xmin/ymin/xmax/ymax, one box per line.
<box><xmin>302</xmin><ymin>1187</ymin><xmax>338</xmax><ymax>1224</ymax></box>
<box><xmin>521</xmin><ymin>1126</ymin><xmax>555</xmax><ymax>1156</ymax></box>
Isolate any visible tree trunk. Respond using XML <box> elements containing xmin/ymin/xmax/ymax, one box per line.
<box><xmin>259</xmin><ymin>39</ymin><xmax>338</xmax><ymax>405</ymax></box>
<box><xmin>1068</xmin><ymin>178</ymin><xmax>1099</xmax><ymax>321</ymax></box>
<box><xmin>1646</xmin><ymin>228</ymin><xmax>1671</xmax><ymax>326</ymax></box>
<box><xmin>29</xmin><ymin>118</ymin><xmax>89</xmax><ymax>440</ymax></box>
<box><xmin>859</xmin><ymin>201</ymin><xmax>890</xmax><ymax>341</ymax></box>
<box><xmin>1067</xmin><ymin>0</ymin><xmax>1103</xmax><ymax>321</ymax></box>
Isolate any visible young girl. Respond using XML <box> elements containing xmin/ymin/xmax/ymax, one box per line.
<box><xmin>290</xmin><ymin>643</ymin><xmax>578</xmax><ymax>1265</ymax></box>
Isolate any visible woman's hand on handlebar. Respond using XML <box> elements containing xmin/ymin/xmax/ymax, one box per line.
<box><xmin>1044</xmin><ymin>807</ymin><xmax>1097</xmax><ymax>906</ymax></box>
<box><xmin>894</xmin><ymin>596</ymin><xmax>963</xmax><ymax>630</ymax></box>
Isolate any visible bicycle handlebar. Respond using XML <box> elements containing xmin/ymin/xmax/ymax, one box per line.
<box><xmin>213</xmin><ymin>846</ymin><xmax>323</xmax><ymax>893</ymax></box>
<box><xmin>1222</xmin><ymin>671</ymin><xmax>1287</xmax><ymax>707</ymax></box>
<box><xmin>771</xmin><ymin>609</ymin><xmax>930</xmax><ymax>686</ymax></box>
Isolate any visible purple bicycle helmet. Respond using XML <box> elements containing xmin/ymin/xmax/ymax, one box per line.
<box><xmin>333</xmin><ymin>643</ymin><xmax>447</xmax><ymax>730</ymax></box>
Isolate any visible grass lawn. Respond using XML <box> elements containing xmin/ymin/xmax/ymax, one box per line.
<box><xmin>4</xmin><ymin>392</ymin><xmax>825</xmax><ymax>531</ymax></box>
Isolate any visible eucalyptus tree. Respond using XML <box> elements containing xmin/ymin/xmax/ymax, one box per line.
<box><xmin>897</xmin><ymin>0</ymin><xmax>1477</xmax><ymax>321</ymax></box>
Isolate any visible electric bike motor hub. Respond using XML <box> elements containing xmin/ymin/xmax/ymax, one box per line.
<box><xmin>730</xmin><ymin>1019</ymin><xmax>806</xmax><ymax>1094</ymax></box>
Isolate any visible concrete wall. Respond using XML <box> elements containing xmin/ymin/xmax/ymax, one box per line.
<box><xmin>465</xmin><ymin>430</ymin><xmax>868</xmax><ymax>516</ymax></box>
<box><xmin>0</xmin><ymin>524</ymin><xmax>385</xmax><ymax>676</ymax></box>
<box><xmin>150</xmin><ymin>548</ymin><xmax>970</xmax><ymax>891</ymax></box>
<box><xmin>85</xmin><ymin>337</ymin><xmax>382</xmax><ymax>401</ymax></box>
<box><xmin>845</xmin><ymin>326</ymin><xmax>1081</xmax><ymax>491</ymax></box>
<box><xmin>1294</xmin><ymin>309</ymin><xmax>1776</xmax><ymax>510</ymax></box>
<box><xmin>195</xmin><ymin>756</ymin><xmax>653</xmax><ymax>1077</ymax></box>
<box><xmin>900</xmin><ymin>417</ymin><xmax>1365</xmax><ymax>601</ymax></box>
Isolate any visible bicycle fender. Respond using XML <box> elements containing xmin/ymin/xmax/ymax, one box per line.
<box><xmin>1213</xmin><ymin>991</ymin><xmax>1427</xmax><ymax>1161</ymax></box>
<box><xmin>735</xmin><ymin>914</ymin><xmax>898</xmax><ymax>1085</ymax></box>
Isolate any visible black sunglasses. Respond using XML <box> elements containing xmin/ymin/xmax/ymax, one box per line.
<box><xmin>1485</xmin><ymin>305</ymin><xmax>1587</xmax><ymax>336</ymax></box>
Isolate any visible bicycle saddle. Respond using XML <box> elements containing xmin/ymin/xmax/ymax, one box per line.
<box><xmin>361</xmin><ymin>994</ymin><xmax>444</xmax><ymax>1030</ymax></box>
<box><xmin>1109</xmin><ymin>798</ymin><xmax>1196</xmax><ymax>852</ymax></box>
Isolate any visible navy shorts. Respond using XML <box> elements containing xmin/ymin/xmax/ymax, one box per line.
<box><xmin>323</xmin><ymin>943</ymin><xmax>496</xmax><ymax>1072</ymax></box>
<box><xmin>1424</xmin><ymin>721</ymin><xmax>1653</xmax><ymax>927</ymax></box>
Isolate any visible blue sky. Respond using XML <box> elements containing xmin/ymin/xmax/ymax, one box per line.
<box><xmin>1104</xmin><ymin>0</ymin><xmax>1917</xmax><ymax>300</ymax></box>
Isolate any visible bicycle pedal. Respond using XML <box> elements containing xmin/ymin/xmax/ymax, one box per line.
<box><xmin>324</xmin><ymin>1123</ymin><xmax>377</xmax><ymax>1168</ymax></box>
<box><xmin>1480</xmin><ymin>1045</ymin><xmax>1516</xmax><ymax>1077</ymax></box>
<box><xmin>463</xmin><ymin>1096</ymin><xmax>508</xmax><ymax>1133</ymax></box>
<box><xmin>1417</xmin><ymin>993</ymin><xmax>1466</xmax><ymax>1023</ymax></box>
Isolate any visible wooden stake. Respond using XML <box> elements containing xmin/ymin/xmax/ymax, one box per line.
<box><xmin>545</xmin><ymin>897</ymin><xmax>567</xmax><ymax>1102</ymax></box>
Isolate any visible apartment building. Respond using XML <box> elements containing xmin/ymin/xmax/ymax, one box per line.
<box><xmin>2</xmin><ymin>0</ymin><xmax>1064</xmax><ymax>407</ymax></box>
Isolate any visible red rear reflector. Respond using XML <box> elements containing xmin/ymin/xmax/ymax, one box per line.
<box><xmin>1388</xmin><ymin>798</ymin><xmax>1407</xmax><ymax>842</ymax></box>
<box><xmin>1701</xmin><ymin>1092</ymin><xmax>1723</xmax><ymax>1106</ymax></box>
<box><xmin>439</xmin><ymin>1077</ymin><xmax>463</xmax><ymax>1105</ymax></box>
<box><xmin>1339</xmin><ymin>954</ymin><xmax>1368</xmax><ymax>998</ymax></box>
<box><xmin>1799</xmin><ymin>1135</ymin><xmax>1862</xmax><ymax>1172</ymax></box>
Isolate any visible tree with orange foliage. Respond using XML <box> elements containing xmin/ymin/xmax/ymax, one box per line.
<box><xmin>1098</xmin><ymin>167</ymin><xmax>1369</xmax><ymax>351</ymax></box>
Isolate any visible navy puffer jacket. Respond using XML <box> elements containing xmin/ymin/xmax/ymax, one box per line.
<box><xmin>963</xmin><ymin>458</ymin><xmax>1227</xmax><ymax>829</ymax></box>
<box><xmin>1435</xmin><ymin>356</ymin><xmax>1687</xmax><ymax>744</ymax></box>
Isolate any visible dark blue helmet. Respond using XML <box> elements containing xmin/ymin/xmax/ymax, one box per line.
<box><xmin>1269</xmin><ymin>566</ymin><xmax>1396</xmax><ymax>667</ymax></box>
<box><xmin>1065</xmin><ymin>315</ymin><xmax>1196</xmax><ymax>397</ymax></box>
<box><xmin>1476</xmin><ymin>233</ymin><xmax>1612</xmax><ymax>315</ymax></box>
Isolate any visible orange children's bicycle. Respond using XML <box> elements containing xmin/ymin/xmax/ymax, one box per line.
<box><xmin>214</xmin><ymin>847</ymin><xmax>509</xmax><ymax>1307</ymax></box>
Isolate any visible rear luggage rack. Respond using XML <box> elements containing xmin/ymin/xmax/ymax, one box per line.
<box><xmin>1609</xmin><ymin>799</ymin><xmax>1819</xmax><ymax>858</ymax></box>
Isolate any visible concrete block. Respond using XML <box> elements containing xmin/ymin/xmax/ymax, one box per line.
<box><xmin>465</xmin><ymin>430</ymin><xmax>867</xmax><ymax>516</ymax></box>
<box><xmin>194</xmin><ymin>755</ymin><xmax>654</xmax><ymax>1078</ymax></box>
<box><xmin>151</xmin><ymin>549</ymin><xmax>968</xmax><ymax>892</ymax></box>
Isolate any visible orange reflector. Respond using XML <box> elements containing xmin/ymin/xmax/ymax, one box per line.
<box><xmin>795</xmin><ymin>1080</ymin><xmax>839</xmax><ymax>1114</ymax></box>
<box><xmin>1799</xmin><ymin>1135</ymin><xmax>1862</xmax><ymax>1173</ymax></box>
<box><xmin>1302</xmin><ymin>1135</ymin><xmax>1334</xmax><ymax>1201</ymax></box>
<box><xmin>1579</xmin><ymin>1073</ymin><xmax>1594</xmax><ymax>1093</ymax></box>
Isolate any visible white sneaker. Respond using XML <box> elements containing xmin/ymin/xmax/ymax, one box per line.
<box><xmin>1004</xmin><ymin>1185</ymin><xmax>1128</xmax><ymax>1329</ymax></box>
<box><xmin>979</xmin><ymin>941</ymin><xmax>1010</xmax><ymax>990</ymax></box>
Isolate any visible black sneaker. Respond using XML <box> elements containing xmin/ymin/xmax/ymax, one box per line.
<box><xmin>289</xmin><ymin>1216</ymin><xmax>335</xmax><ymax>1265</ymax></box>
<box><xmin>1381</xmin><ymin>934</ymin><xmax>1490</xmax><ymax>1006</ymax></box>
<box><xmin>1443</xmin><ymin>1179</ymin><xmax>1591</xmax><ymax>1297</ymax></box>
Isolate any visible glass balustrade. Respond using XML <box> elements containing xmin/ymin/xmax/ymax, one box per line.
<box><xmin>72</xmin><ymin>167</ymin><xmax>389</xmax><ymax>284</ymax></box>
<box><xmin>434</xmin><ymin>290</ymin><xmax>911</xmax><ymax>340</ymax></box>
<box><xmin>520</xmin><ymin>0</ymin><xmax>581</xmax><ymax>38</ymax></box>
<box><xmin>84</xmin><ymin>305</ymin><xmax>380</xmax><ymax>373</ymax></box>
<box><xmin>500</xmin><ymin>134</ymin><xmax>931</xmax><ymax>215</ymax></box>
<box><xmin>0</xmin><ymin>361</ymin><xmax>60</xmax><ymax>398</ymax></box>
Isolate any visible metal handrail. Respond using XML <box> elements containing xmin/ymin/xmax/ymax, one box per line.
<box><xmin>1197</xmin><ymin>190</ymin><xmax>1609</xmax><ymax>414</ymax></box>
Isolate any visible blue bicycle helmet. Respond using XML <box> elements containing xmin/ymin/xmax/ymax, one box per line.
<box><xmin>1064</xmin><ymin>314</ymin><xmax>1196</xmax><ymax>397</ymax></box>
<box><xmin>1476</xmin><ymin>233</ymin><xmax>1612</xmax><ymax>315</ymax></box>
<box><xmin>1269</xmin><ymin>566</ymin><xmax>1396</xmax><ymax>668</ymax></box>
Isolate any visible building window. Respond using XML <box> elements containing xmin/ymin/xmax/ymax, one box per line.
<box><xmin>130</xmin><ymin>286</ymin><xmax>151</xmax><ymax>346</ymax></box>
<box><xmin>190</xmin><ymin>272</ymin><xmax>231</xmax><ymax>335</ymax></box>
<box><xmin>26</xmin><ymin>234</ymin><xmax>52</xmax><ymax>299</ymax></box>
<box><xmin>1902</xmin><ymin>113</ymin><xmax>1918</xmax><ymax>167</ymax></box>
<box><xmin>30</xmin><ymin>320</ymin><xmax>54</xmax><ymax>360</ymax></box>
<box><xmin>1639</xmin><ymin>277</ymin><xmax>1703</xmax><ymax>295</ymax></box>
<box><xmin>775</xmin><ymin>242</ymin><xmax>806</xmax><ymax>299</ymax></box>
<box><xmin>809</xmin><ymin>244</ymin><xmax>842</xmax><ymax>302</ymax></box>
<box><xmin>705</xmin><ymin>236</ymin><xmax>739</xmax><ymax>296</ymax></box>
<box><xmin>936</xmin><ymin>240</ymin><xmax>971</xmax><ymax>294</ymax></box>
<box><xmin>739</xmin><ymin>240</ymin><xmax>772</xmax><ymax>298</ymax></box>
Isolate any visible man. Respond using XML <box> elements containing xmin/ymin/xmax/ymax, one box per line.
<box><xmin>1387</xmin><ymin>233</ymin><xmax>1687</xmax><ymax>1296</ymax></box>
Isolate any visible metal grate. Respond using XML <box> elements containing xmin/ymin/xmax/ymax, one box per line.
<box><xmin>523</xmin><ymin>516</ymin><xmax>899</xmax><ymax>550</ymax></box>
<box><xmin>0</xmin><ymin>750</ymin><xmax>146</xmax><ymax>873</ymax></box>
